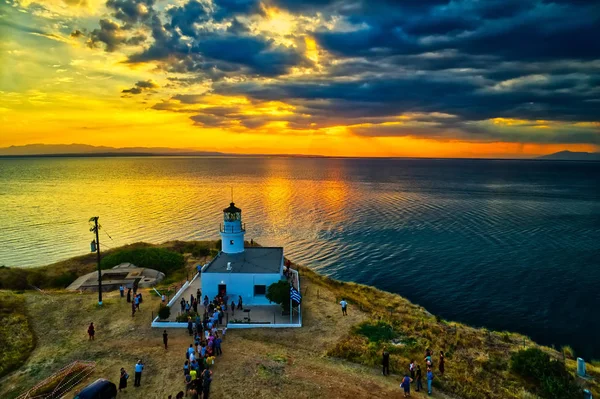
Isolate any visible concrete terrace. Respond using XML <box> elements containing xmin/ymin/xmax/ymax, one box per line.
<box><xmin>164</xmin><ymin>273</ymin><xmax>300</xmax><ymax>325</ymax></box>
<box><xmin>154</xmin><ymin>269</ymin><xmax>302</xmax><ymax>327</ymax></box>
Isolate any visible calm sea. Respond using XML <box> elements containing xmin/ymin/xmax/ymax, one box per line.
<box><xmin>1</xmin><ymin>157</ymin><xmax>599</xmax><ymax>358</ymax></box>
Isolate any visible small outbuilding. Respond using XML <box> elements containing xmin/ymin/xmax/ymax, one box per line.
<box><xmin>67</xmin><ymin>263</ymin><xmax>164</xmax><ymax>292</ymax></box>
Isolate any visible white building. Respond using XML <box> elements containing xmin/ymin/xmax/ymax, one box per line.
<box><xmin>201</xmin><ymin>202</ymin><xmax>284</xmax><ymax>305</ymax></box>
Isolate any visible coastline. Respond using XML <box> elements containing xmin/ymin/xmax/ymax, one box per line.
<box><xmin>1</xmin><ymin>240</ymin><xmax>598</xmax><ymax>398</ymax></box>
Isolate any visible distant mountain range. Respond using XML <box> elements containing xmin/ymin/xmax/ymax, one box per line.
<box><xmin>1</xmin><ymin>144</ymin><xmax>599</xmax><ymax>160</ymax></box>
<box><xmin>537</xmin><ymin>151</ymin><xmax>600</xmax><ymax>161</ymax></box>
<box><xmin>0</xmin><ymin>144</ymin><xmax>225</xmax><ymax>157</ymax></box>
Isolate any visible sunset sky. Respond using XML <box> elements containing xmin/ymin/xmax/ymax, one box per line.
<box><xmin>1</xmin><ymin>0</ymin><xmax>599</xmax><ymax>157</ymax></box>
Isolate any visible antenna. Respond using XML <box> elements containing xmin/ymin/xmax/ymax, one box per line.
<box><xmin>231</xmin><ymin>187</ymin><xmax>233</xmax><ymax>203</ymax></box>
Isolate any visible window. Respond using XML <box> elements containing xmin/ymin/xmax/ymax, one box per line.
<box><xmin>254</xmin><ymin>285</ymin><xmax>266</xmax><ymax>296</ymax></box>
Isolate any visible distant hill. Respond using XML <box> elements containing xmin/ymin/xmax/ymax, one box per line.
<box><xmin>0</xmin><ymin>144</ymin><xmax>225</xmax><ymax>157</ymax></box>
<box><xmin>538</xmin><ymin>150</ymin><xmax>600</xmax><ymax>161</ymax></box>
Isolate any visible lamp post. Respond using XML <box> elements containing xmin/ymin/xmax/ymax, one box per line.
<box><xmin>89</xmin><ymin>216</ymin><xmax>102</xmax><ymax>305</ymax></box>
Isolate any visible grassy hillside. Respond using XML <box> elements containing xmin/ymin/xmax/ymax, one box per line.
<box><xmin>0</xmin><ymin>292</ymin><xmax>35</xmax><ymax>378</ymax></box>
<box><xmin>0</xmin><ymin>241</ymin><xmax>597</xmax><ymax>399</ymax></box>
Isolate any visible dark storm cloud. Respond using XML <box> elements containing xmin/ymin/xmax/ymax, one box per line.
<box><xmin>122</xmin><ymin>79</ymin><xmax>159</xmax><ymax>94</ymax></box>
<box><xmin>87</xmin><ymin>19</ymin><xmax>125</xmax><ymax>51</ymax></box>
<box><xmin>82</xmin><ymin>0</ymin><xmax>600</xmax><ymax>144</ymax></box>
<box><xmin>106</xmin><ymin>0</ymin><xmax>156</xmax><ymax>25</ymax></box>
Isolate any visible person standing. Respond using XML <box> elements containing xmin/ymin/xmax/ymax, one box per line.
<box><xmin>202</xmin><ymin>369</ymin><xmax>212</xmax><ymax>399</ymax></box>
<box><xmin>215</xmin><ymin>336</ymin><xmax>222</xmax><ymax>356</ymax></box>
<box><xmin>119</xmin><ymin>285</ymin><xmax>124</xmax><ymax>298</ymax></box>
<box><xmin>134</xmin><ymin>295</ymin><xmax>140</xmax><ymax>311</ymax></box>
<box><xmin>439</xmin><ymin>351</ymin><xmax>445</xmax><ymax>376</ymax></box>
<box><xmin>163</xmin><ymin>330</ymin><xmax>168</xmax><ymax>350</ymax></box>
<box><xmin>87</xmin><ymin>322</ymin><xmax>95</xmax><ymax>340</ymax></box>
<box><xmin>187</xmin><ymin>318</ymin><xmax>193</xmax><ymax>336</ymax></box>
<box><xmin>180</xmin><ymin>298</ymin><xmax>186</xmax><ymax>313</ymax></box>
<box><xmin>119</xmin><ymin>368</ymin><xmax>128</xmax><ymax>392</ymax></box>
<box><xmin>131</xmin><ymin>301</ymin><xmax>136</xmax><ymax>317</ymax></box>
<box><xmin>184</xmin><ymin>373</ymin><xmax>192</xmax><ymax>397</ymax></box>
<box><xmin>340</xmin><ymin>299</ymin><xmax>348</xmax><ymax>316</ymax></box>
<box><xmin>134</xmin><ymin>360</ymin><xmax>144</xmax><ymax>387</ymax></box>
<box><xmin>400</xmin><ymin>374</ymin><xmax>413</xmax><ymax>397</ymax></box>
<box><xmin>237</xmin><ymin>296</ymin><xmax>243</xmax><ymax>310</ymax></box>
<box><xmin>127</xmin><ymin>288</ymin><xmax>131</xmax><ymax>303</ymax></box>
<box><xmin>230</xmin><ymin>301</ymin><xmax>235</xmax><ymax>316</ymax></box>
<box><xmin>162</xmin><ymin>294</ymin><xmax>166</xmax><ymax>304</ymax></box>
<box><xmin>382</xmin><ymin>350</ymin><xmax>390</xmax><ymax>376</ymax></box>
<box><xmin>415</xmin><ymin>365</ymin><xmax>423</xmax><ymax>392</ymax></box>
<box><xmin>409</xmin><ymin>360</ymin><xmax>415</xmax><ymax>379</ymax></box>
<box><xmin>427</xmin><ymin>367</ymin><xmax>434</xmax><ymax>395</ymax></box>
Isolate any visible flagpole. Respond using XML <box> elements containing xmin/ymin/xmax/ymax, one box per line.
<box><xmin>290</xmin><ymin>286</ymin><xmax>292</xmax><ymax>324</ymax></box>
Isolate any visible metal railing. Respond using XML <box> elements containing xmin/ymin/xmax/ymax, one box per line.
<box><xmin>219</xmin><ymin>223</ymin><xmax>245</xmax><ymax>233</ymax></box>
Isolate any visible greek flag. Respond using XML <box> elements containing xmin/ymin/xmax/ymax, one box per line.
<box><xmin>290</xmin><ymin>287</ymin><xmax>302</xmax><ymax>304</ymax></box>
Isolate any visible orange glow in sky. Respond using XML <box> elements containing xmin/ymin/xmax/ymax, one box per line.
<box><xmin>1</xmin><ymin>1</ymin><xmax>598</xmax><ymax>158</ymax></box>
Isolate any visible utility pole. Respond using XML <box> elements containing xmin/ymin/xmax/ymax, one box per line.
<box><xmin>89</xmin><ymin>216</ymin><xmax>102</xmax><ymax>305</ymax></box>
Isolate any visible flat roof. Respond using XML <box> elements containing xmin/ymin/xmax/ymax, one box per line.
<box><xmin>203</xmin><ymin>247</ymin><xmax>283</xmax><ymax>274</ymax></box>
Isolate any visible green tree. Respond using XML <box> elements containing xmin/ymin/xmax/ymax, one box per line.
<box><xmin>266</xmin><ymin>280</ymin><xmax>290</xmax><ymax>312</ymax></box>
<box><xmin>158</xmin><ymin>305</ymin><xmax>171</xmax><ymax>320</ymax></box>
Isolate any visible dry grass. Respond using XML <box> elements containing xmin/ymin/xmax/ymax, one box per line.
<box><xmin>0</xmin><ymin>292</ymin><xmax>35</xmax><ymax>378</ymax></box>
<box><xmin>0</xmin><ymin>242</ymin><xmax>597</xmax><ymax>399</ymax></box>
<box><xmin>0</xmin><ymin>271</ymin><xmax>451</xmax><ymax>399</ymax></box>
<box><xmin>294</xmin><ymin>263</ymin><xmax>599</xmax><ymax>399</ymax></box>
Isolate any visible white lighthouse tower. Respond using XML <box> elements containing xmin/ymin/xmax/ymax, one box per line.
<box><xmin>220</xmin><ymin>202</ymin><xmax>245</xmax><ymax>254</ymax></box>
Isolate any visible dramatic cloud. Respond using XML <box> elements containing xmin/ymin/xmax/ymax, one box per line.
<box><xmin>25</xmin><ymin>0</ymin><xmax>600</xmax><ymax>149</ymax></box>
<box><xmin>122</xmin><ymin>79</ymin><xmax>159</xmax><ymax>94</ymax></box>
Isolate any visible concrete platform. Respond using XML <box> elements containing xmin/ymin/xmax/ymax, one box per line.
<box><xmin>67</xmin><ymin>263</ymin><xmax>165</xmax><ymax>291</ymax></box>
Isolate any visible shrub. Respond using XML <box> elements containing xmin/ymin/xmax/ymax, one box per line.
<box><xmin>266</xmin><ymin>280</ymin><xmax>290</xmax><ymax>312</ymax></box>
<box><xmin>510</xmin><ymin>348</ymin><xmax>581</xmax><ymax>399</ymax></box>
<box><xmin>561</xmin><ymin>345</ymin><xmax>575</xmax><ymax>359</ymax></box>
<box><xmin>100</xmin><ymin>247</ymin><xmax>184</xmax><ymax>275</ymax></box>
<box><xmin>175</xmin><ymin>311</ymin><xmax>199</xmax><ymax>322</ymax></box>
<box><xmin>354</xmin><ymin>321</ymin><xmax>397</xmax><ymax>343</ymax></box>
<box><xmin>158</xmin><ymin>305</ymin><xmax>171</xmax><ymax>320</ymax></box>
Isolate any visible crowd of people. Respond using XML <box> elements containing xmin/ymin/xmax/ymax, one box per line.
<box><xmin>89</xmin><ymin>279</ymin><xmax>449</xmax><ymax>398</ymax></box>
<box><xmin>176</xmin><ymin>292</ymin><xmax>235</xmax><ymax>398</ymax></box>
<box><xmin>386</xmin><ymin>348</ymin><xmax>445</xmax><ymax>397</ymax></box>
<box><xmin>110</xmin><ymin>289</ymin><xmax>231</xmax><ymax>398</ymax></box>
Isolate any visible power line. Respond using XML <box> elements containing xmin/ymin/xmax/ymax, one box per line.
<box><xmin>99</xmin><ymin>224</ymin><xmax>114</xmax><ymax>241</ymax></box>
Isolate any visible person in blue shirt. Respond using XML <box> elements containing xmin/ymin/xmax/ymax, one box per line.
<box><xmin>427</xmin><ymin>367</ymin><xmax>434</xmax><ymax>395</ymax></box>
<box><xmin>134</xmin><ymin>360</ymin><xmax>144</xmax><ymax>387</ymax></box>
<box><xmin>119</xmin><ymin>285</ymin><xmax>124</xmax><ymax>298</ymax></box>
<box><xmin>400</xmin><ymin>373</ymin><xmax>412</xmax><ymax>397</ymax></box>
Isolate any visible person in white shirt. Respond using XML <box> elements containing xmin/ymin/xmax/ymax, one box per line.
<box><xmin>340</xmin><ymin>299</ymin><xmax>348</xmax><ymax>316</ymax></box>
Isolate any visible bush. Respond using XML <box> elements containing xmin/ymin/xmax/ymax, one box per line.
<box><xmin>266</xmin><ymin>280</ymin><xmax>290</xmax><ymax>312</ymax></box>
<box><xmin>100</xmin><ymin>247</ymin><xmax>184</xmax><ymax>275</ymax></box>
<box><xmin>175</xmin><ymin>311</ymin><xmax>199</xmax><ymax>322</ymax></box>
<box><xmin>158</xmin><ymin>305</ymin><xmax>171</xmax><ymax>320</ymax></box>
<box><xmin>561</xmin><ymin>345</ymin><xmax>575</xmax><ymax>359</ymax></box>
<box><xmin>510</xmin><ymin>348</ymin><xmax>581</xmax><ymax>399</ymax></box>
<box><xmin>354</xmin><ymin>321</ymin><xmax>397</xmax><ymax>343</ymax></box>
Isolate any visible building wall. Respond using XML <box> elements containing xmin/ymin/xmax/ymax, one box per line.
<box><xmin>202</xmin><ymin>272</ymin><xmax>283</xmax><ymax>305</ymax></box>
<box><xmin>221</xmin><ymin>219</ymin><xmax>245</xmax><ymax>253</ymax></box>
